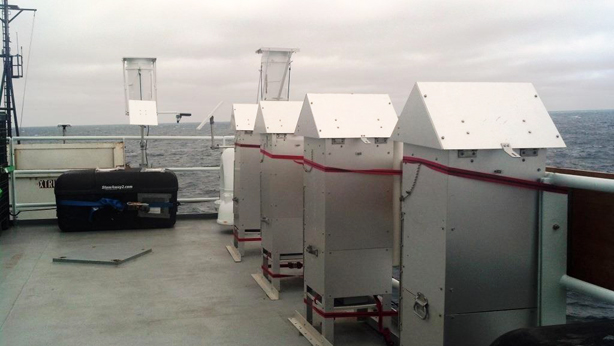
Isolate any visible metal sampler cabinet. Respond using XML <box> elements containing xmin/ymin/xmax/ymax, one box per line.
<box><xmin>393</xmin><ymin>82</ymin><xmax>566</xmax><ymax>346</ymax></box>
<box><xmin>251</xmin><ymin>100</ymin><xmax>305</xmax><ymax>300</ymax></box>
<box><xmin>226</xmin><ymin>104</ymin><xmax>260</xmax><ymax>262</ymax></box>
<box><xmin>289</xmin><ymin>94</ymin><xmax>399</xmax><ymax>345</ymax></box>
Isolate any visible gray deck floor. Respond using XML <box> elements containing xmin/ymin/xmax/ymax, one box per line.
<box><xmin>0</xmin><ymin>218</ymin><xmax>386</xmax><ymax>346</ymax></box>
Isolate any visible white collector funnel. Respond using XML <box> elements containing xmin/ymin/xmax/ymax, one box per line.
<box><xmin>256</xmin><ymin>47</ymin><xmax>299</xmax><ymax>101</ymax></box>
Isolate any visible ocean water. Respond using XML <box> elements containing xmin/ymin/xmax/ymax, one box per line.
<box><xmin>20</xmin><ymin>109</ymin><xmax>614</xmax><ymax>323</ymax></box>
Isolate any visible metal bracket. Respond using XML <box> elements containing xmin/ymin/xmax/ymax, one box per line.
<box><xmin>360</xmin><ymin>135</ymin><xmax>371</xmax><ymax>144</ymax></box>
<box><xmin>501</xmin><ymin>143</ymin><xmax>521</xmax><ymax>158</ymax></box>
<box><xmin>305</xmin><ymin>245</ymin><xmax>319</xmax><ymax>257</ymax></box>
<box><xmin>520</xmin><ymin>148</ymin><xmax>539</xmax><ymax>157</ymax></box>
<box><xmin>261</xmin><ymin>217</ymin><xmax>270</xmax><ymax>224</ymax></box>
<box><xmin>331</xmin><ymin>138</ymin><xmax>345</xmax><ymax>145</ymax></box>
<box><xmin>374</xmin><ymin>138</ymin><xmax>388</xmax><ymax>144</ymax></box>
<box><xmin>413</xmin><ymin>292</ymin><xmax>429</xmax><ymax>320</ymax></box>
<box><xmin>458</xmin><ymin>150</ymin><xmax>477</xmax><ymax>158</ymax></box>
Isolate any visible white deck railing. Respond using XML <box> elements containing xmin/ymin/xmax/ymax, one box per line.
<box><xmin>7</xmin><ymin>135</ymin><xmax>235</xmax><ymax>215</ymax></box>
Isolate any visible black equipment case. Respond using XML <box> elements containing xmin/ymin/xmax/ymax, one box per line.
<box><xmin>55</xmin><ymin>168</ymin><xmax>178</xmax><ymax>232</ymax></box>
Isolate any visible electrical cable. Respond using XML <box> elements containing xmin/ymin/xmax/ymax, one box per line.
<box><xmin>19</xmin><ymin>11</ymin><xmax>36</xmax><ymax>128</ymax></box>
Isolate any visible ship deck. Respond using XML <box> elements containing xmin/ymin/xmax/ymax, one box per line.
<box><xmin>0</xmin><ymin>217</ymin><xmax>386</xmax><ymax>346</ymax></box>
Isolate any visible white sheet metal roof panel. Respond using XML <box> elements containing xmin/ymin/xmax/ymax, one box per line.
<box><xmin>254</xmin><ymin>101</ymin><xmax>304</xmax><ymax>134</ymax></box>
<box><xmin>393</xmin><ymin>82</ymin><xmax>566</xmax><ymax>150</ymax></box>
<box><xmin>295</xmin><ymin>93</ymin><xmax>398</xmax><ymax>139</ymax></box>
<box><xmin>230</xmin><ymin>104</ymin><xmax>258</xmax><ymax>131</ymax></box>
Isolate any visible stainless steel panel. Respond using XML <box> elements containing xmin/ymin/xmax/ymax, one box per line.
<box><xmin>401</xmin><ymin>145</ymin><xmax>450</xmax><ymax>346</ymax></box>
<box><xmin>233</xmin><ymin>131</ymin><xmax>261</xmax><ymax>230</ymax></box>
<box><xmin>260</xmin><ymin>133</ymin><xmax>304</xmax><ymax>255</ymax></box>
<box><xmin>324</xmin><ymin>173</ymin><xmax>393</xmax><ymax>251</ymax></box>
<box><xmin>444</xmin><ymin>309</ymin><xmax>537</xmax><ymax>346</ymax></box>
<box><xmin>303</xmin><ymin>137</ymin><xmax>394</xmax><ymax>299</ymax></box>
<box><xmin>325</xmin><ymin>248</ymin><xmax>392</xmax><ymax>299</ymax></box>
<box><xmin>445</xmin><ymin>150</ymin><xmax>541</xmax><ymax>314</ymax></box>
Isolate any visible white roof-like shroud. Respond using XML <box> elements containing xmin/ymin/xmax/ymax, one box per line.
<box><xmin>295</xmin><ymin>93</ymin><xmax>398</xmax><ymax>139</ymax></box>
<box><xmin>393</xmin><ymin>82</ymin><xmax>566</xmax><ymax>150</ymax></box>
<box><xmin>231</xmin><ymin>104</ymin><xmax>259</xmax><ymax>131</ymax></box>
<box><xmin>254</xmin><ymin>101</ymin><xmax>304</xmax><ymax>134</ymax></box>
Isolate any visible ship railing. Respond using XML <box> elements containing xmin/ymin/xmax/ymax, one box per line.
<box><xmin>6</xmin><ymin>135</ymin><xmax>235</xmax><ymax>216</ymax></box>
<box><xmin>539</xmin><ymin>168</ymin><xmax>614</xmax><ymax>325</ymax></box>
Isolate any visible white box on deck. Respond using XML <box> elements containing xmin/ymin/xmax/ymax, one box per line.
<box><xmin>232</xmin><ymin>104</ymin><xmax>261</xmax><ymax>231</ymax></box>
<box><xmin>297</xmin><ymin>93</ymin><xmax>398</xmax><ymax>300</ymax></box>
<box><xmin>393</xmin><ymin>82</ymin><xmax>566</xmax><ymax>346</ymax></box>
<box><xmin>256</xmin><ymin>101</ymin><xmax>304</xmax><ymax>256</ymax></box>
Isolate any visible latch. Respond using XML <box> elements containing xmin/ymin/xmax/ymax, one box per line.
<box><xmin>501</xmin><ymin>143</ymin><xmax>521</xmax><ymax>158</ymax></box>
<box><xmin>305</xmin><ymin>245</ymin><xmax>319</xmax><ymax>257</ymax></box>
<box><xmin>126</xmin><ymin>202</ymin><xmax>150</xmax><ymax>213</ymax></box>
<box><xmin>413</xmin><ymin>292</ymin><xmax>429</xmax><ymax>320</ymax></box>
<box><xmin>360</xmin><ymin>135</ymin><xmax>371</xmax><ymax>144</ymax></box>
<box><xmin>332</xmin><ymin>138</ymin><xmax>345</xmax><ymax>145</ymax></box>
<box><xmin>374</xmin><ymin>138</ymin><xmax>388</xmax><ymax>144</ymax></box>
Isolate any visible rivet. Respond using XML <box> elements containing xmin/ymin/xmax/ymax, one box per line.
<box><xmin>466</xmin><ymin>131</ymin><xmax>470</xmax><ymax>135</ymax></box>
<box><xmin>534</xmin><ymin>95</ymin><xmax>538</xmax><ymax>98</ymax></box>
<box><xmin>528</xmin><ymin>131</ymin><xmax>532</xmax><ymax>134</ymax></box>
<box><xmin>424</xmin><ymin>94</ymin><xmax>427</xmax><ymax>98</ymax></box>
<box><xmin>553</xmin><ymin>224</ymin><xmax>560</xmax><ymax>231</ymax></box>
<box><xmin>556</xmin><ymin>135</ymin><xmax>560</xmax><ymax>138</ymax></box>
<box><xmin>461</xmin><ymin>120</ymin><xmax>465</xmax><ymax>123</ymax></box>
<box><xmin>441</xmin><ymin>136</ymin><xmax>445</xmax><ymax>140</ymax></box>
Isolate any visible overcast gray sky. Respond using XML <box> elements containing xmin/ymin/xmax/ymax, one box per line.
<box><xmin>8</xmin><ymin>0</ymin><xmax>614</xmax><ymax>127</ymax></box>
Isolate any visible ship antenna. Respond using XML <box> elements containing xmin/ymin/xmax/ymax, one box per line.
<box><xmin>0</xmin><ymin>0</ymin><xmax>36</xmax><ymax>137</ymax></box>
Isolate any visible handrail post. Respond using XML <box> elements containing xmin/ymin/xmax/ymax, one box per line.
<box><xmin>9</xmin><ymin>136</ymin><xmax>17</xmax><ymax>220</ymax></box>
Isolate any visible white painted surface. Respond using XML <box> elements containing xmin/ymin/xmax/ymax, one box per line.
<box><xmin>254</xmin><ymin>101</ymin><xmax>303</xmax><ymax>134</ymax></box>
<box><xmin>394</xmin><ymin>82</ymin><xmax>566</xmax><ymax>150</ymax></box>
<box><xmin>129</xmin><ymin>100</ymin><xmax>158</xmax><ymax>125</ymax></box>
<box><xmin>230</xmin><ymin>104</ymin><xmax>258</xmax><ymax>131</ymax></box>
<box><xmin>216</xmin><ymin>148</ymin><xmax>234</xmax><ymax>226</ymax></box>
<box><xmin>296</xmin><ymin>93</ymin><xmax>398</xmax><ymax>139</ymax></box>
<box><xmin>13</xmin><ymin>143</ymin><xmax>125</xmax><ymax>220</ymax></box>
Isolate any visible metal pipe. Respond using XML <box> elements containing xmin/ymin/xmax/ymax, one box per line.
<box><xmin>139</xmin><ymin>125</ymin><xmax>147</xmax><ymax>167</ymax></box>
<box><xmin>392</xmin><ymin>278</ymin><xmax>399</xmax><ymax>291</ymax></box>
<box><xmin>17</xmin><ymin>196</ymin><xmax>219</xmax><ymax>209</ymax></box>
<box><xmin>11</xmin><ymin>135</ymin><xmax>234</xmax><ymax>141</ymax></box>
<box><xmin>542</xmin><ymin>172</ymin><xmax>614</xmax><ymax>194</ymax></box>
<box><xmin>177</xmin><ymin>197</ymin><xmax>217</xmax><ymax>203</ymax></box>
<box><xmin>560</xmin><ymin>275</ymin><xmax>614</xmax><ymax>305</ymax></box>
<box><xmin>14</xmin><ymin>167</ymin><xmax>221</xmax><ymax>175</ymax></box>
<box><xmin>166</xmin><ymin>167</ymin><xmax>219</xmax><ymax>172</ymax></box>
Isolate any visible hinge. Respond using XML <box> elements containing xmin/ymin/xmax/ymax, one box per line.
<box><xmin>360</xmin><ymin>135</ymin><xmax>371</xmax><ymax>144</ymax></box>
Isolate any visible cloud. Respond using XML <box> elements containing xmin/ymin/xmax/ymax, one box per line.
<box><xmin>9</xmin><ymin>0</ymin><xmax>614</xmax><ymax>126</ymax></box>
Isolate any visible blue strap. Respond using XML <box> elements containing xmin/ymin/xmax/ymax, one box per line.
<box><xmin>57</xmin><ymin>198</ymin><xmax>126</xmax><ymax>211</ymax></box>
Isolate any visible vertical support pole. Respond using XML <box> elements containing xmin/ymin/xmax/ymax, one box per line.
<box><xmin>272</xmin><ymin>252</ymin><xmax>281</xmax><ymax>291</ymax></box>
<box><xmin>9</xmin><ymin>136</ymin><xmax>16</xmax><ymax>220</ymax></box>
<box><xmin>538</xmin><ymin>191</ymin><xmax>568</xmax><ymax>325</ymax></box>
<box><xmin>321</xmin><ymin>298</ymin><xmax>335</xmax><ymax>343</ymax></box>
<box><xmin>139</xmin><ymin>125</ymin><xmax>147</xmax><ymax>167</ymax></box>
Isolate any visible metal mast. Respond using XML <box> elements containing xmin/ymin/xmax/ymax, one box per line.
<box><xmin>0</xmin><ymin>0</ymin><xmax>36</xmax><ymax>137</ymax></box>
